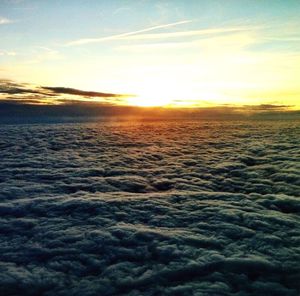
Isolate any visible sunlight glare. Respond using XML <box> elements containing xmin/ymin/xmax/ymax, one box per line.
<box><xmin>125</xmin><ymin>79</ymin><xmax>174</xmax><ymax>107</ymax></box>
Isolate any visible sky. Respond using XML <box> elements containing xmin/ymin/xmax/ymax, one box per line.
<box><xmin>0</xmin><ymin>0</ymin><xmax>300</xmax><ymax>109</ymax></box>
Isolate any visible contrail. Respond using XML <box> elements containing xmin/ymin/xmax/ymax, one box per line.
<box><xmin>66</xmin><ymin>20</ymin><xmax>193</xmax><ymax>46</ymax></box>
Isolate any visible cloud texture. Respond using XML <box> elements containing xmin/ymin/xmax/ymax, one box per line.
<box><xmin>0</xmin><ymin>120</ymin><xmax>299</xmax><ymax>295</ymax></box>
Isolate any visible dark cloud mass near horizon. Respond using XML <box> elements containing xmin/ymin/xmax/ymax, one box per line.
<box><xmin>0</xmin><ymin>80</ymin><xmax>298</xmax><ymax>121</ymax></box>
<box><xmin>0</xmin><ymin>79</ymin><xmax>129</xmax><ymax>108</ymax></box>
<box><xmin>0</xmin><ymin>120</ymin><xmax>300</xmax><ymax>295</ymax></box>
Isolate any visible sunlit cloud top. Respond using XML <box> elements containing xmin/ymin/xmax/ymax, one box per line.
<box><xmin>0</xmin><ymin>0</ymin><xmax>300</xmax><ymax>109</ymax></box>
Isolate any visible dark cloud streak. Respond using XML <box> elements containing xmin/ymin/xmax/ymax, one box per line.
<box><xmin>41</xmin><ymin>86</ymin><xmax>131</xmax><ymax>98</ymax></box>
<box><xmin>0</xmin><ymin>79</ymin><xmax>131</xmax><ymax>107</ymax></box>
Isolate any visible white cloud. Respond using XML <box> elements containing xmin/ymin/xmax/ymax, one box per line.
<box><xmin>23</xmin><ymin>47</ymin><xmax>63</xmax><ymax>64</ymax></box>
<box><xmin>0</xmin><ymin>17</ymin><xmax>14</xmax><ymax>25</ymax></box>
<box><xmin>0</xmin><ymin>50</ymin><xmax>17</xmax><ymax>56</ymax></box>
<box><xmin>114</xmin><ymin>26</ymin><xmax>251</xmax><ymax>41</ymax></box>
<box><xmin>65</xmin><ymin>20</ymin><xmax>193</xmax><ymax>46</ymax></box>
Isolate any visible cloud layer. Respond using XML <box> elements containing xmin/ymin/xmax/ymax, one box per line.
<box><xmin>0</xmin><ymin>120</ymin><xmax>299</xmax><ymax>295</ymax></box>
<box><xmin>0</xmin><ymin>79</ymin><xmax>298</xmax><ymax>123</ymax></box>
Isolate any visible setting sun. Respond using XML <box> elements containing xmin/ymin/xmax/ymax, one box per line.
<box><xmin>124</xmin><ymin>79</ymin><xmax>175</xmax><ymax>107</ymax></box>
<box><xmin>126</xmin><ymin>95</ymin><xmax>171</xmax><ymax>107</ymax></box>
<box><xmin>1</xmin><ymin>0</ymin><xmax>299</xmax><ymax>110</ymax></box>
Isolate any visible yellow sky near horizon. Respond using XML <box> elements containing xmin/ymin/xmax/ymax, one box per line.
<box><xmin>1</xmin><ymin>1</ymin><xmax>300</xmax><ymax>109</ymax></box>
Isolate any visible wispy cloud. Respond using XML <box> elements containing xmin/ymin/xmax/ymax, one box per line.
<box><xmin>117</xmin><ymin>31</ymin><xmax>256</xmax><ymax>52</ymax></box>
<box><xmin>0</xmin><ymin>17</ymin><xmax>14</xmax><ymax>25</ymax></box>
<box><xmin>66</xmin><ymin>20</ymin><xmax>193</xmax><ymax>46</ymax></box>
<box><xmin>112</xmin><ymin>6</ymin><xmax>132</xmax><ymax>16</ymax></box>
<box><xmin>24</xmin><ymin>47</ymin><xmax>63</xmax><ymax>64</ymax></box>
<box><xmin>114</xmin><ymin>27</ymin><xmax>252</xmax><ymax>41</ymax></box>
<box><xmin>0</xmin><ymin>50</ymin><xmax>16</xmax><ymax>56</ymax></box>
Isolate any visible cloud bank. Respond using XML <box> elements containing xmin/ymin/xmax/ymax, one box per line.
<box><xmin>0</xmin><ymin>120</ymin><xmax>299</xmax><ymax>295</ymax></box>
<box><xmin>0</xmin><ymin>79</ymin><xmax>298</xmax><ymax>123</ymax></box>
<box><xmin>0</xmin><ymin>79</ymin><xmax>130</xmax><ymax>107</ymax></box>
<box><xmin>0</xmin><ymin>79</ymin><xmax>128</xmax><ymax>99</ymax></box>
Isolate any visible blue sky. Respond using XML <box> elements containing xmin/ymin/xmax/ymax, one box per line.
<box><xmin>1</xmin><ymin>0</ymin><xmax>300</xmax><ymax>107</ymax></box>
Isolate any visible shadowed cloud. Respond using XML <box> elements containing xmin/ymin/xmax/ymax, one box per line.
<box><xmin>41</xmin><ymin>86</ymin><xmax>131</xmax><ymax>98</ymax></box>
<box><xmin>0</xmin><ymin>79</ymin><xmax>132</xmax><ymax>107</ymax></box>
<box><xmin>0</xmin><ymin>120</ymin><xmax>299</xmax><ymax>295</ymax></box>
<box><xmin>242</xmin><ymin>104</ymin><xmax>293</xmax><ymax>111</ymax></box>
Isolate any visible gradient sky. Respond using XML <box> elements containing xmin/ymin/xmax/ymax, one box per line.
<box><xmin>1</xmin><ymin>0</ymin><xmax>300</xmax><ymax>108</ymax></box>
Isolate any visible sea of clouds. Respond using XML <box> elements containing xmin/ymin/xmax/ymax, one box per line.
<box><xmin>0</xmin><ymin>119</ymin><xmax>299</xmax><ymax>295</ymax></box>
